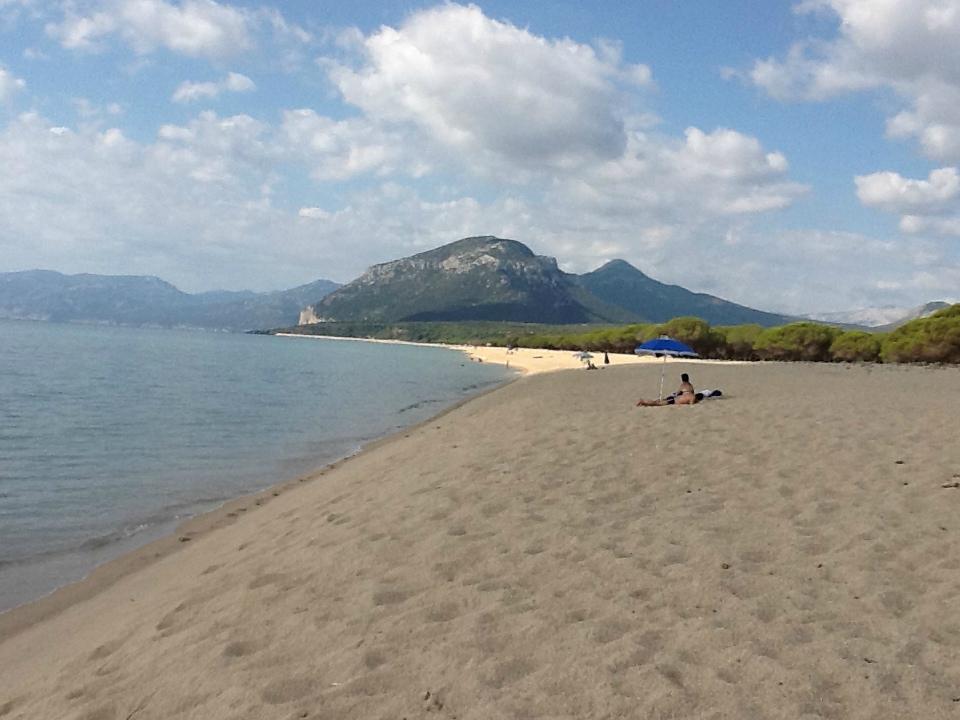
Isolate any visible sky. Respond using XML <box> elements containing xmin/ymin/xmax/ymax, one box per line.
<box><xmin>1</xmin><ymin>0</ymin><xmax>959</xmax><ymax>314</ymax></box>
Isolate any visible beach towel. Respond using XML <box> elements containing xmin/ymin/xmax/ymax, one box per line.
<box><xmin>664</xmin><ymin>389</ymin><xmax>723</xmax><ymax>403</ymax></box>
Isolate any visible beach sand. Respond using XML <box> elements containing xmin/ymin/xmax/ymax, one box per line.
<box><xmin>2</xmin><ymin>361</ymin><xmax>959</xmax><ymax>719</ymax></box>
<box><xmin>454</xmin><ymin>345</ymin><xmax>666</xmax><ymax>374</ymax></box>
<box><xmin>276</xmin><ymin>331</ymin><xmax>715</xmax><ymax>375</ymax></box>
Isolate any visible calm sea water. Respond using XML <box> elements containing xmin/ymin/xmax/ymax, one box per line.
<box><xmin>0</xmin><ymin>321</ymin><xmax>512</xmax><ymax>611</ymax></box>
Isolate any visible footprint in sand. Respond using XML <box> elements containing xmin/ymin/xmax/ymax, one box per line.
<box><xmin>591</xmin><ymin>618</ymin><xmax>631</xmax><ymax>644</ymax></box>
<box><xmin>248</xmin><ymin>572</ymin><xmax>290</xmax><ymax>590</ymax></box>
<box><xmin>425</xmin><ymin>601</ymin><xmax>461</xmax><ymax>622</ymax></box>
<box><xmin>222</xmin><ymin>640</ymin><xmax>259</xmax><ymax>658</ymax></box>
<box><xmin>76</xmin><ymin>705</ymin><xmax>117</xmax><ymax>720</ymax></box>
<box><xmin>260</xmin><ymin>677</ymin><xmax>315</xmax><ymax>705</ymax></box>
<box><xmin>372</xmin><ymin>588</ymin><xmax>410</xmax><ymax>606</ymax></box>
<box><xmin>432</xmin><ymin>559</ymin><xmax>465</xmax><ymax>582</ymax></box>
<box><xmin>480</xmin><ymin>500</ymin><xmax>508</xmax><ymax>518</ymax></box>
<box><xmin>715</xmin><ymin>666</ymin><xmax>740</xmax><ymax>685</ymax></box>
<box><xmin>363</xmin><ymin>650</ymin><xmax>387</xmax><ymax>669</ymax></box>
<box><xmin>484</xmin><ymin>658</ymin><xmax>535</xmax><ymax>689</ymax></box>
<box><xmin>87</xmin><ymin>637</ymin><xmax>125</xmax><ymax>661</ymax></box>
<box><xmin>155</xmin><ymin>600</ymin><xmax>197</xmax><ymax>635</ymax></box>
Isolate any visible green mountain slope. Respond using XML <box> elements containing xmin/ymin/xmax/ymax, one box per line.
<box><xmin>310</xmin><ymin>236</ymin><xmax>630</xmax><ymax>324</ymax></box>
<box><xmin>577</xmin><ymin>259</ymin><xmax>794</xmax><ymax>327</ymax></box>
<box><xmin>306</xmin><ymin>238</ymin><xmax>795</xmax><ymax>327</ymax></box>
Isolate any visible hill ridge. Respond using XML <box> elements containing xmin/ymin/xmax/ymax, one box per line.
<box><xmin>306</xmin><ymin>237</ymin><xmax>795</xmax><ymax>327</ymax></box>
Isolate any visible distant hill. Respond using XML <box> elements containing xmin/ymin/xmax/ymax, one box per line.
<box><xmin>306</xmin><ymin>236</ymin><xmax>635</xmax><ymax>324</ymax></box>
<box><xmin>0</xmin><ymin>270</ymin><xmax>339</xmax><ymax>331</ymax></box>
<box><xmin>807</xmin><ymin>301</ymin><xmax>951</xmax><ymax>330</ymax></box>
<box><xmin>577</xmin><ymin>259</ymin><xmax>794</xmax><ymax>326</ymax></box>
<box><xmin>872</xmin><ymin>301</ymin><xmax>951</xmax><ymax>331</ymax></box>
<box><xmin>302</xmin><ymin>237</ymin><xmax>793</xmax><ymax>327</ymax></box>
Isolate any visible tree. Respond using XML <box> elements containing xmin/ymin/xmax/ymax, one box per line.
<box><xmin>829</xmin><ymin>331</ymin><xmax>882</xmax><ymax>362</ymax></box>
<box><xmin>754</xmin><ymin>322</ymin><xmax>841</xmax><ymax>361</ymax></box>
<box><xmin>715</xmin><ymin>324</ymin><xmax>763</xmax><ymax>360</ymax></box>
<box><xmin>653</xmin><ymin>316</ymin><xmax>723</xmax><ymax>355</ymax></box>
<box><xmin>881</xmin><ymin>306</ymin><xmax>960</xmax><ymax>363</ymax></box>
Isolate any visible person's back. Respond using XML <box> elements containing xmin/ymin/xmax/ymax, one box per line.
<box><xmin>674</xmin><ymin>373</ymin><xmax>696</xmax><ymax>404</ymax></box>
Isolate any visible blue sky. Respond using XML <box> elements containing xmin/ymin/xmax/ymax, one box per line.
<box><xmin>1</xmin><ymin>0</ymin><xmax>958</xmax><ymax>314</ymax></box>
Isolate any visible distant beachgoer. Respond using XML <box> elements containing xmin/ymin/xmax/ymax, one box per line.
<box><xmin>636</xmin><ymin>373</ymin><xmax>697</xmax><ymax>406</ymax></box>
<box><xmin>604</xmin><ymin>351</ymin><xmax>610</xmax><ymax>365</ymax></box>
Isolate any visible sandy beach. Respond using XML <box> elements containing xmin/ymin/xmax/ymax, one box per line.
<box><xmin>277</xmin><ymin>332</ymin><xmax>722</xmax><ymax>374</ymax></box>
<box><xmin>454</xmin><ymin>345</ymin><xmax>670</xmax><ymax>374</ymax></box>
<box><xmin>2</xmin><ymin>360</ymin><xmax>959</xmax><ymax>719</ymax></box>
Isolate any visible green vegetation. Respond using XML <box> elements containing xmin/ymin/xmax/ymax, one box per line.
<box><xmin>880</xmin><ymin>304</ymin><xmax>960</xmax><ymax>363</ymax></box>
<box><xmin>829</xmin><ymin>331</ymin><xmax>882</xmax><ymax>363</ymax></box>
<box><xmin>275</xmin><ymin>303</ymin><xmax>960</xmax><ymax>364</ymax></box>
<box><xmin>753</xmin><ymin>322</ymin><xmax>841</xmax><ymax>362</ymax></box>
<box><xmin>714</xmin><ymin>324</ymin><xmax>763</xmax><ymax>360</ymax></box>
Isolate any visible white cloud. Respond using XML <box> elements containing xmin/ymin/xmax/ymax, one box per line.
<box><xmin>856</xmin><ymin>167</ymin><xmax>960</xmax><ymax>236</ymax></box>
<box><xmin>674</xmin><ymin>127</ymin><xmax>790</xmax><ymax>182</ymax></box>
<box><xmin>692</xmin><ymin>228</ymin><xmax>959</xmax><ymax>313</ymax></box>
<box><xmin>748</xmin><ymin>0</ymin><xmax>960</xmax><ymax>162</ymax></box>
<box><xmin>0</xmin><ymin>108</ymin><xmax>952</xmax><ymax>312</ymax></box>
<box><xmin>152</xmin><ymin>110</ymin><xmax>279</xmax><ymax>184</ymax></box>
<box><xmin>47</xmin><ymin>0</ymin><xmax>253</xmax><ymax>58</ymax></box>
<box><xmin>899</xmin><ymin>214</ymin><xmax>960</xmax><ymax>237</ymax></box>
<box><xmin>280</xmin><ymin>108</ymin><xmax>426</xmax><ymax>181</ymax></box>
<box><xmin>548</xmin><ymin>125</ymin><xmax>806</xmax><ymax>237</ymax></box>
<box><xmin>0</xmin><ymin>111</ymin><xmax>310</xmax><ymax>289</ymax></box>
<box><xmin>0</xmin><ymin>66</ymin><xmax>26</xmax><ymax>102</ymax></box>
<box><xmin>309</xmin><ymin>4</ymin><xmax>806</xmax><ymax>234</ymax></box>
<box><xmin>325</xmin><ymin>3</ymin><xmax>634</xmax><ymax>170</ymax></box>
<box><xmin>172</xmin><ymin>71</ymin><xmax>255</xmax><ymax>102</ymax></box>
<box><xmin>856</xmin><ymin>167</ymin><xmax>960</xmax><ymax>213</ymax></box>
<box><xmin>298</xmin><ymin>206</ymin><xmax>329</xmax><ymax>219</ymax></box>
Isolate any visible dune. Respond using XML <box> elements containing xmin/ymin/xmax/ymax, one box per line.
<box><xmin>2</xmin><ymin>361</ymin><xmax>959</xmax><ymax>719</ymax></box>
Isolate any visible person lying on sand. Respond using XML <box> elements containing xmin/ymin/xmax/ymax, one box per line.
<box><xmin>636</xmin><ymin>373</ymin><xmax>698</xmax><ymax>406</ymax></box>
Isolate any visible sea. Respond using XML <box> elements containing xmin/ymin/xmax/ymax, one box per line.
<box><xmin>0</xmin><ymin>321</ymin><xmax>513</xmax><ymax>612</ymax></box>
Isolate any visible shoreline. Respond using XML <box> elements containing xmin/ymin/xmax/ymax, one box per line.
<box><xmin>0</xmin><ymin>353</ymin><xmax>518</xmax><ymax>640</ymax></box>
<box><xmin>277</xmin><ymin>331</ymin><xmax>751</xmax><ymax>374</ymax></box>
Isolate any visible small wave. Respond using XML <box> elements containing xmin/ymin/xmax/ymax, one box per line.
<box><xmin>397</xmin><ymin>398</ymin><xmax>443</xmax><ymax>414</ymax></box>
<box><xmin>3</xmin><ymin>508</ymin><xmax>189</xmax><ymax>568</ymax></box>
<box><xmin>79</xmin><ymin>531</ymin><xmax>126</xmax><ymax>551</ymax></box>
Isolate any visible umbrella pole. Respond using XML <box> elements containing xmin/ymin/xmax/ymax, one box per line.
<box><xmin>658</xmin><ymin>356</ymin><xmax>665</xmax><ymax>400</ymax></box>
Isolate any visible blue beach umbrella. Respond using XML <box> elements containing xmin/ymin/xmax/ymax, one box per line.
<box><xmin>635</xmin><ymin>336</ymin><xmax>699</xmax><ymax>400</ymax></box>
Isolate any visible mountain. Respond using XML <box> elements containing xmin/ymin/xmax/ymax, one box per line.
<box><xmin>306</xmin><ymin>236</ymin><xmax>635</xmax><ymax>324</ymax></box>
<box><xmin>872</xmin><ymin>301</ymin><xmax>951</xmax><ymax>331</ymax></box>
<box><xmin>304</xmin><ymin>237</ymin><xmax>794</xmax><ymax>327</ymax></box>
<box><xmin>0</xmin><ymin>270</ymin><xmax>339</xmax><ymax>331</ymax></box>
<box><xmin>577</xmin><ymin>259</ymin><xmax>794</xmax><ymax>326</ymax></box>
<box><xmin>805</xmin><ymin>306</ymin><xmax>909</xmax><ymax>328</ymax></box>
<box><xmin>806</xmin><ymin>301</ymin><xmax>950</xmax><ymax>330</ymax></box>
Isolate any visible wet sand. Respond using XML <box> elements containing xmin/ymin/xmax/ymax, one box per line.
<box><xmin>2</xmin><ymin>361</ymin><xmax>959</xmax><ymax>719</ymax></box>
